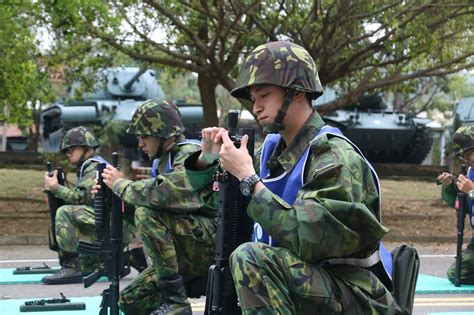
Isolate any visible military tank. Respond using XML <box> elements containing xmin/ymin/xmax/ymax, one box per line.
<box><xmin>42</xmin><ymin>69</ymin><xmax>433</xmax><ymax>164</ymax></box>
<box><xmin>41</xmin><ymin>66</ymin><xmax>203</xmax><ymax>156</ymax></box>
<box><xmin>318</xmin><ymin>94</ymin><xmax>433</xmax><ymax>164</ymax></box>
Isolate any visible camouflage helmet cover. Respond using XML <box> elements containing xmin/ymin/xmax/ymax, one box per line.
<box><xmin>231</xmin><ymin>41</ymin><xmax>324</xmax><ymax>102</ymax></box>
<box><xmin>127</xmin><ymin>99</ymin><xmax>185</xmax><ymax>138</ymax></box>
<box><xmin>60</xmin><ymin>126</ymin><xmax>100</xmax><ymax>152</ymax></box>
<box><xmin>453</xmin><ymin>124</ymin><xmax>474</xmax><ymax>156</ymax></box>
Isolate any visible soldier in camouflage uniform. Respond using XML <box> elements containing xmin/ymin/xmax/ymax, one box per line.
<box><xmin>42</xmin><ymin>126</ymin><xmax>105</xmax><ymax>284</ymax></box>
<box><xmin>437</xmin><ymin>124</ymin><xmax>474</xmax><ymax>284</ymax></box>
<box><xmin>186</xmin><ymin>41</ymin><xmax>395</xmax><ymax>314</ymax></box>
<box><xmin>97</xmin><ymin>99</ymin><xmax>217</xmax><ymax>315</ymax></box>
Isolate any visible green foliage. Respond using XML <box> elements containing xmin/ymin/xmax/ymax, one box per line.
<box><xmin>96</xmin><ymin>120</ymin><xmax>128</xmax><ymax>146</ymax></box>
<box><xmin>0</xmin><ymin>2</ymin><xmax>55</xmax><ymax>127</ymax></box>
<box><xmin>28</xmin><ymin>0</ymin><xmax>474</xmax><ymax>122</ymax></box>
<box><xmin>159</xmin><ymin>70</ymin><xmax>201</xmax><ymax>103</ymax></box>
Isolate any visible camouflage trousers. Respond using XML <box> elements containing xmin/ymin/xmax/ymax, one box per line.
<box><xmin>55</xmin><ymin>204</ymin><xmax>135</xmax><ymax>272</ymax></box>
<box><xmin>119</xmin><ymin>207</ymin><xmax>216</xmax><ymax>315</ymax></box>
<box><xmin>230</xmin><ymin>242</ymin><xmax>394</xmax><ymax>315</ymax></box>
<box><xmin>447</xmin><ymin>242</ymin><xmax>474</xmax><ymax>284</ymax></box>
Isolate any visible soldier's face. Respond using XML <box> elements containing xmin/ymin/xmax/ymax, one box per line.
<box><xmin>65</xmin><ymin>146</ymin><xmax>85</xmax><ymax>165</ymax></box>
<box><xmin>138</xmin><ymin>136</ymin><xmax>162</xmax><ymax>159</ymax></box>
<box><xmin>462</xmin><ymin>149</ymin><xmax>474</xmax><ymax>166</ymax></box>
<box><xmin>250</xmin><ymin>85</ymin><xmax>286</xmax><ymax>126</ymax></box>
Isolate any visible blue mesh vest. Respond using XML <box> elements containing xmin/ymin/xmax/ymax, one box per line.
<box><xmin>151</xmin><ymin>139</ymin><xmax>201</xmax><ymax>178</ymax></box>
<box><xmin>254</xmin><ymin>125</ymin><xmax>393</xmax><ymax>278</ymax></box>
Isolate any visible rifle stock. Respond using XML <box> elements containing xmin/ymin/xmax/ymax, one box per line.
<box><xmin>204</xmin><ymin>111</ymin><xmax>255</xmax><ymax>314</ymax></box>
<box><xmin>83</xmin><ymin>269</ymin><xmax>103</xmax><ymax>288</ymax></box>
<box><xmin>455</xmin><ymin>164</ymin><xmax>467</xmax><ymax>287</ymax></box>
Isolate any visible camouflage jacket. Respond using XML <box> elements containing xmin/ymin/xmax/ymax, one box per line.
<box><xmin>112</xmin><ymin>140</ymin><xmax>216</xmax><ymax>218</ymax></box>
<box><xmin>186</xmin><ymin>112</ymin><xmax>389</xmax><ymax>262</ymax></box>
<box><xmin>441</xmin><ymin>184</ymin><xmax>457</xmax><ymax>208</ymax></box>
<box><xmin>50</xmin><ymin>159</ymin><xmax>98</xmax><ymax>206</ymax></box>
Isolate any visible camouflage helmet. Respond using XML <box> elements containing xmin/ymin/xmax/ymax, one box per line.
<box><xmin>453</xmin><ymin>124</ymin><xmax>474</xmax><ymax>156</ymax></box>
<box><xmin>60</xmin><ymin>126</ymin><xmax>100</xmax><ymax>152</ymax></box>
<box><xmin>231</xmin><ymin>41</ymin><xmax>324</xmax><ymax>102</ymax></box>
<box><xmin>127</xmin><ymin>99</ymin><xmax>185</xmax><ymax>138</ymax></box>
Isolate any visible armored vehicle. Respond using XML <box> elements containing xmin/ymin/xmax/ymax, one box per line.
<box><xmin>41</xmin><ymin>66</ymin><xmax>203</xmax><ymax>156</ymax></box>
<box><xmin>42</xmin><ymin>70</ymin><xmax>433</xmax><ymax>164</ymax></box>
<box><xmin>318</xmin><ymin>94</ymin><xmax>433</xmax><ymax>164</ymax></box>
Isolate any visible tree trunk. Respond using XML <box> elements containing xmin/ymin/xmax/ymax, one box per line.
<box><xmin>197</xmin><ymin>72</ymin><xmax>219</xmax><ymax>127</ymax></box>
<box><xmin>28</xmin><ymin>106</ymin><xmax>41</xmax><ymax>152</ymax></box>
<box><xmin>393</xmin><ymin>92</ymin><xmax>404</xmax><ymax>112</ymax></box>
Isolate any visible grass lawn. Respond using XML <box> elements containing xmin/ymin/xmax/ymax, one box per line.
<box><xmin>381</xmin><ymin>178</ymin><xmax>441</xmax><ymax>201</ymax></box>
<box><xmin>0</xmin><ymin>168</ymin><xmax>45</xmax><ymax>200</ymax></box>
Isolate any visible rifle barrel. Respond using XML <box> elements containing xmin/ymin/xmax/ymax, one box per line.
<box><xmin>454</xmin><ymin>164</ymin><xmax>467</xmax><ymax>287</ymax></box>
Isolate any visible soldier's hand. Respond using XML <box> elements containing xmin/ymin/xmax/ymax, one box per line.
<box><xmin>91</xmin><ymin>179</ymin><xmax>100</xmax><ymax>199</ymax></box>
<box><xmin>198</xmin><ymin>127</ymin><xmax>224</xmax><ymax>165</ymax></box>
<box><xmin>102</xmin><ymin>165</ymin><xmax>125</xmax><ymax>189</ymax></box>
<box><xmin>44</xmin><ymin>170</ymin><xmax>59</xmax><ymax>191</ymax></box>
<box><xmin>219</xmin><ymin>131</ymin><xmax>254</xmax><ymax>181</ymax></box>
<box><xmin>437</xmin><ymin>172</ymin><xmax>454</xmax><ymax>187</ymax></box>
<box><xmin>456</xmin><ymin>174</ymin><xmax>474</xmax><ymax>194</ymax></box>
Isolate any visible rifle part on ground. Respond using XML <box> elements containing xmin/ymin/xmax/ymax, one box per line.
<box><xmin>20</xmin><ymin>293</ymin><xmax>86</xmax><ymax>312</ymax></box>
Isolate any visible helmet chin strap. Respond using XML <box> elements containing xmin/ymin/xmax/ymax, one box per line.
<box><xmin>77</xmin><ymin>147</ymin><xmax>90</xmax><ymax>166</ymax></box>
<box><xmin>263</xmin><ymin>90</ymin><xmax>295</xmax><ymax>134</ymax></box>
<box><xmin>151</xmin><ymin>137</ymin><xmax>176</xmax><ymax>161</ymax></box>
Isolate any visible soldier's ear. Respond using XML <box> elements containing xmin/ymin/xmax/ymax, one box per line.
<box><xmin>294</xmin><ymin>91</ymin><xmax>306</xmax><ymax>102</ymax></box>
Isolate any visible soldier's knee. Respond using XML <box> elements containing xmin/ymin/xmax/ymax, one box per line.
<box><xmin>55</xmin><ymin>205</ymin><xmax>73</xmax><ymax>222</ymax></box>
<box><xmin>135</xmin><ymin>207</ymin><xmax>171</xmax><ymax>233</ymax></box>
<box><xmin>230</xmin><ymin>242</ymin><xmax>263</xmax><ymax>268</ymax></box>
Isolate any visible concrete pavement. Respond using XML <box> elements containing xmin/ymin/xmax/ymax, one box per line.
<box><xmin>1</xmin><ymin>243</ymin><xmax>473</xmax><ymax>315</ymax></box>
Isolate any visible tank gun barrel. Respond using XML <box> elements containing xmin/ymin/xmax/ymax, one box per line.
<box><xmin>123</xmin><ymin>67</ymin><xmax>147</xmax><ymax>91</ymax></box>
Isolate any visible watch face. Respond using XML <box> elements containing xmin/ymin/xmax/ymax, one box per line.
<box><xmin>240</xmin><ymin>181</ymin><xmax>251</xmax><ymax>196</ymax></box>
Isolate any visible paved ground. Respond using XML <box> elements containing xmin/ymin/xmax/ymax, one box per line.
<box><xmin>1</xmin><ymin>243</ymin><xmax>474</xmax><ymax>314</ymax></box>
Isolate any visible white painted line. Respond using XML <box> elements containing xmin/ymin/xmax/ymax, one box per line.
<box><xmin>419</xmin><ymin>254</ymin><xmax>455</xmax><ymax>258</ymax></box>
<box><xmin>0</xmin><ymin>259</ymin><xmax>58</xmax><ymax>263</ymax></box>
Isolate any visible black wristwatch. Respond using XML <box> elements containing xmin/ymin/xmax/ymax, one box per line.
<box><xmin>239</xmin><ymin>174</ymin><xmax>261</xmax><ymax>196</ymax></box>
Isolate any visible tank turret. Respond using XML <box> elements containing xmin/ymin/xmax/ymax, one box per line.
<box><xmin>41</xmin><ymin>66</ymin><xmax>200</xmax><ymax>155</ymax></box>
<box><xmin>318</xmin><ymin>94</ymin><xmax>433</xmax><ymax>163</ymax></box>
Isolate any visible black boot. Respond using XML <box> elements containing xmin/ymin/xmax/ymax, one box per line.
<box><xmin>125</xmin><ymin>247</ymin><xmax>148</xmax><ymax>273</ymax></box>
<box><xmin>150</xmin><ymin>275</ymin><xmax>192</xmax><ymax>315</ymax></box>
<box><xmin>42</xmin><ymin>252</ymin><xmax>83</xmax><ymax>285</ymax></box>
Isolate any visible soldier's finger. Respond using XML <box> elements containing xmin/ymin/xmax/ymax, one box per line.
<box><xmin>438</xmin><ymin>172</ymin><xmax>449</xmax><ymax>180</ymax></box>
<box><xmin>240</xmin><ymin>134</ymin><xmax>249</xmax><ymax>151</ymax></box>
<box><xmin>106</xmin><ymin>165</ymin><xmax>116</xmax><ymax>172</ymax></box>
<box><xmin>214</xmin><ymin>128</ymin><xmax>227</xmax><ymax>143</ymax></box>
<box><xmin>220</xmin><ymin>130</ymin><xmax>232</xmax><ymax>145</ymax></box>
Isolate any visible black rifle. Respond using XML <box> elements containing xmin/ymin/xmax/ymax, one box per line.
<box><xmin>20</xmin><ymin>293</ymin><xmax>85</xmax><ymax>312</ymax></box>
<box><xmin>204</xmin><ymin>111</ymin><xmax>255</xmax><ymax>314</ymax></box>
<box><xmin>46</xmin><ymin>162</ymin><xmax>65</xmax><ymax>252</ymax></box>
<box><xmin>78</xmin><ymin>152</ymin><xmax>128</xmax><ymax>315</ymax></box>
<box><xmin>15</xmin><ymin>162</ymin><xmax>65</xmax><ymax>275</ymax></box>
<box><xmin>455</xmin><ymin>164</ymin><xmax>467</xmax><ymax>287</ymax></box>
